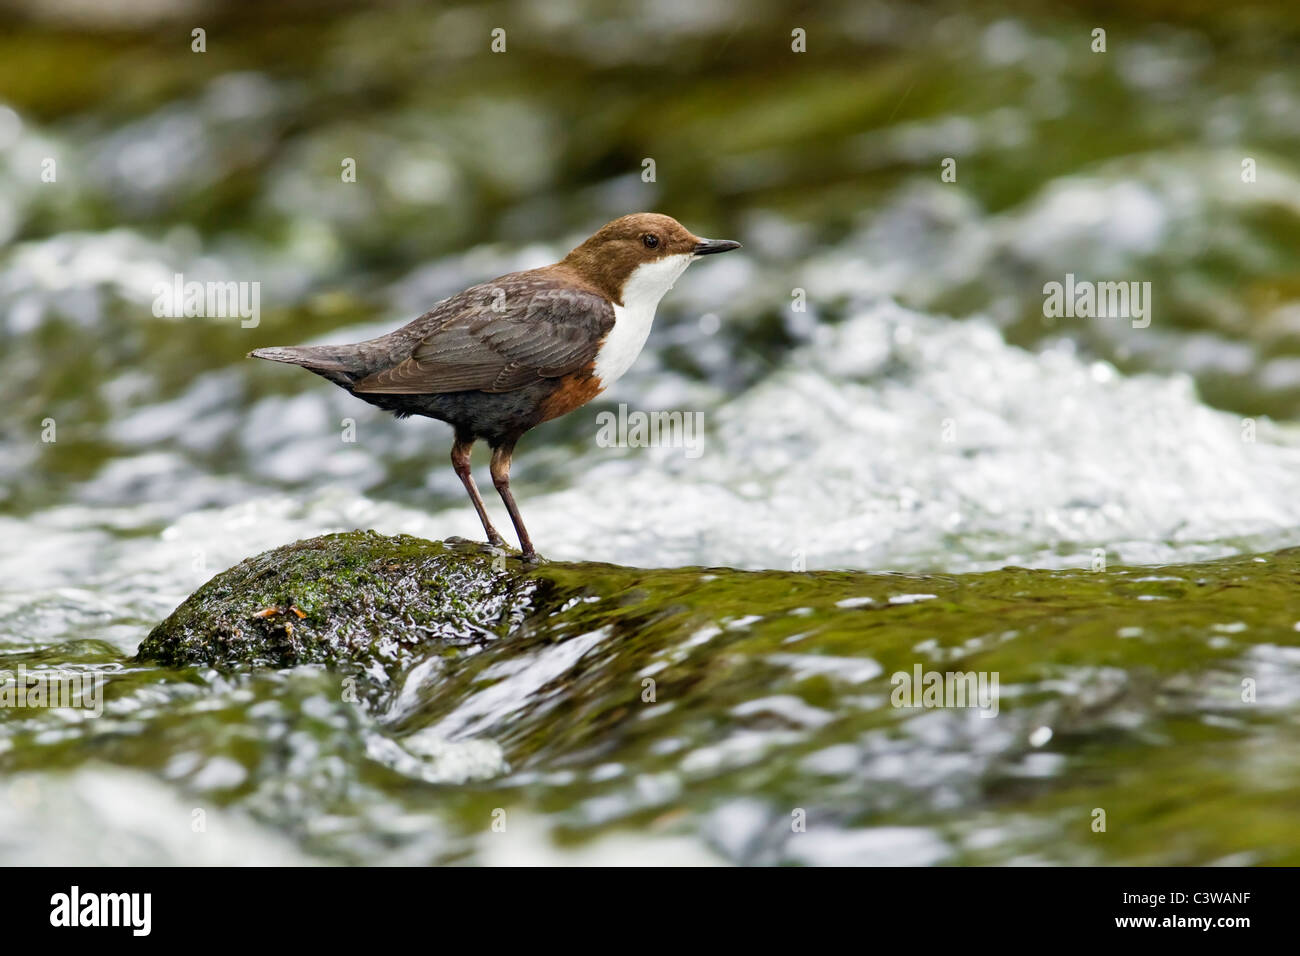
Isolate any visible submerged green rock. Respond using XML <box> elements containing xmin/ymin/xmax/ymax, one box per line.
<box><xmin>142</xmin><ymin>531</ymin><xmax>1300</xmax><ymax>699</ymax></box>
<box><xmin>55</xmin><ymin>533</ymin><xmax>1300</xmax><ymax>863</ymax></box>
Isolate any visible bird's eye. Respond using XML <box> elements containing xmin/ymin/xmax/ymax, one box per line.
<box><xmin>642</xmin><ymin>234</ymin><xmax>659</xmax><ymax>249</ymax></box>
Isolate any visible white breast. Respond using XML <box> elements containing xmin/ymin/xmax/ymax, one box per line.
<box><xmin>593</xmin><ymin>253</ymin><xmax>694</xmax><ymax>385</ymax></box>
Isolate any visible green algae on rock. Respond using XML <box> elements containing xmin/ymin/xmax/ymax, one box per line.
<box><xmin>136</xmin><ymin>531</ymin><xmax>540</xmax><ymax>671</ymax></box>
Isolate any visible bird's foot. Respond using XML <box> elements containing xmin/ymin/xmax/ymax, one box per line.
<box><xmin>486</xmin><ymin>532</ymin><xmax>508</xmax><ymax>548</ymax></box>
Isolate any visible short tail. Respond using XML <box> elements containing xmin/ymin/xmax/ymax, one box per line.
<box><xmin>248</xmin><ymin>345</ymin><xmax>360</xmax><ymax>387</ymax></box>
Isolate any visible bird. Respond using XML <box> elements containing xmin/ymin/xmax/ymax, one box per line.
<box><xmin>249</xmin><ymin>213</ymin><xmax>741</xmax><ymax>562</ymax></box>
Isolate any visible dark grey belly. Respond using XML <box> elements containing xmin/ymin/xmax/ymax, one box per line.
<box><xmin>347</xmin><ymin>381</ymin><xmax>556</xmax><ymax>446</ymax></box>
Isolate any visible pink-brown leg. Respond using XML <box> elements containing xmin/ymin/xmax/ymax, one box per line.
<box><xmin>490</xmin><ymin>442</ymin><xmax>536</xmax><ymax>561</ymax></box>
<box><xmin>452</xmin><ymin>436</ymin><xmax>506</xmax><ymax>547</ymax></box>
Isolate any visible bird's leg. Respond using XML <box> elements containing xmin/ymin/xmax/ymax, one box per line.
<box><xmin>451</xmin><ymin>435</ymin><xmax>507</xmax><ymax>548</ymax></box>
<box><xmin>490</xmin><ymin>442</ymin><xmax>536</xmax><ymax>562</ymax></box>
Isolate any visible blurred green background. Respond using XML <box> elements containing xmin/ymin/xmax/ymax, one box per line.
<box><xmin>5</xmin><ymin>0</ymin><xmax>1300</xmax><ymax>512</ymax></box>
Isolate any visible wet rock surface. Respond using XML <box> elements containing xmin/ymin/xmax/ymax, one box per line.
<box><xmin>137</xmin><ymin>532</ymin><xmax>539</xmax><ymax>671</ymax></box>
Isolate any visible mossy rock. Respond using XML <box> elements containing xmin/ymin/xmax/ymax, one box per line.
<box><xmin>137</xmin><ymin>531</ymin><xmax>540</xmax><ymax>671</ymax></box>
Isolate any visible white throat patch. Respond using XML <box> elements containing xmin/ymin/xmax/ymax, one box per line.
<box><xmin>594</xmin><ymin>253</ymin><xmax>694</xmax><ymax>386</ymax></box>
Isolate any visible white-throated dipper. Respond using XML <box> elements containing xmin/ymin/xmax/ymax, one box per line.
<box><xmin>250</xmin><ymin>213</ymin><xmax>741</xmax><ymax>561</ymax></box>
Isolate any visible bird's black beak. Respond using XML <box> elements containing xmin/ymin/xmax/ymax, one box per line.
<box><xmin>693</xmin><ymin>238</ymin><xmax>742</xmax><ymax>256</ymax></box>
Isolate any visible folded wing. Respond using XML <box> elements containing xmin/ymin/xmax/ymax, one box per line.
<box><xmin>352</xmin><ymin>274</ymin><xmax>615</xmax><ymax>395</ymax></box>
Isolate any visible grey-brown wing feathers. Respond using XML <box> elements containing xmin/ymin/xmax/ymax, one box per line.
<box><xmin>351</xmin><ymin>275</ymin><xmax>614</xmax><ymax>395</ymax></box>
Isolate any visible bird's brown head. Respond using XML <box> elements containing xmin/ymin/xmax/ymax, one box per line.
<box><xmin>561</xmin><ymin>213</ymin><xmax>741</xmax><ymax>305</ymax></box>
